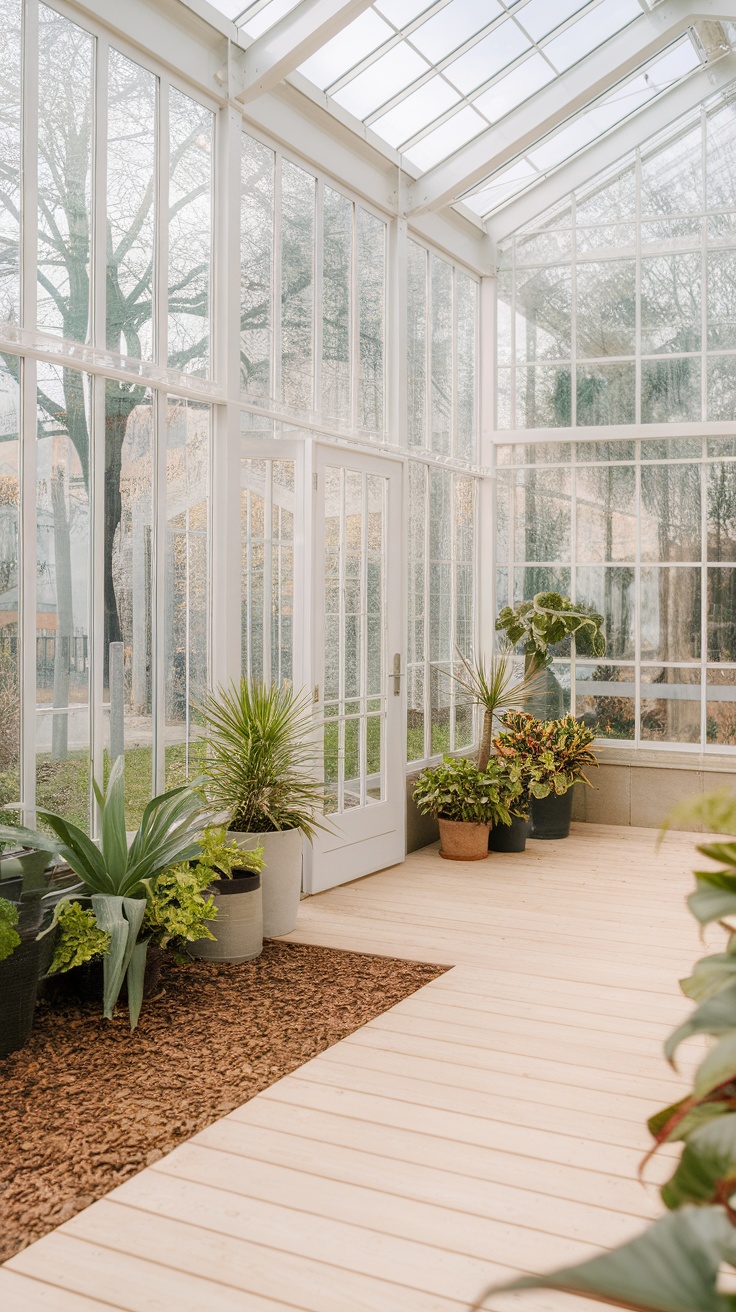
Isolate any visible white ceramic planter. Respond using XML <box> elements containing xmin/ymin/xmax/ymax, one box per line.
<box><xmin>227</xmin><ymin>828</ymin><xmax>303</xmax><ymax>937</ymax></box>
<box><xmin>190</xmin><ymin>871</ymin><xmax>263</xmax><ymax>964</ymax></box>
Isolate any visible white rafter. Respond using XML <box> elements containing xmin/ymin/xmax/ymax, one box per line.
<box><xmin>405</xmin><ymin>0</ymin><xmax>736</xmax><ymax>216</ymax></box>
<box><xmin>236</xmin><ymin>0</ymin><xmax>375</xmax><ymax>103</ymax></box>
<box><xmin>485</xmin><ymin>53</ymin><xmax>736</xmax><ymax>244</ymax></box>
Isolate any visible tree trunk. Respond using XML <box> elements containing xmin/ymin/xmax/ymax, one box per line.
<box><xmin>477</xmin><ymin>709</ymin><xmax>493</xmax><ymax>772</ymax></box>
<box><xmin>103</xmin><ymin>397</ymin><xmax>129</xmax><ymax>682</ymax></box>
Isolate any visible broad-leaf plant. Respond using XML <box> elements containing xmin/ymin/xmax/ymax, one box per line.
<box><xmin>0</xmin><ymin>758</ymin><xmax>216</xmax><ymax>1028</ymax></box>
<box><xmin>496</xmin><ymin>591</ymin><xmax>605</xmax><ymax>671</ymax></box>
<box><xmin>413</xmin><ymin>755</ymin><xmax>522</xmax><ymax>827</ymax></box>
<box><xmin>493</xmin><ymin>710</ymin><xmax>598</xmax><ymax>799</ymax></box>
<box><xmin>476</xmin><ymin>790</ymin><xmax>736</xmax><ymax>1312</ymax></box>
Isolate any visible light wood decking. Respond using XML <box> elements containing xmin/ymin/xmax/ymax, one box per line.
<box><xmin>0</xmin><ymin>823</ymin><xmax>709</xmax><ymax>1310</ymax></box>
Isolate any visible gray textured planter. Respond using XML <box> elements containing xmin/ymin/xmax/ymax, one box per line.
<box><xmin>190</xmin><ymin>870</ymin><xmax>263</xmax><ymax>964</ymax></box>
<box><xmin>227</xmin><ymin>828</ymin><xmax>303</xmax><ymax>937</ymax></box>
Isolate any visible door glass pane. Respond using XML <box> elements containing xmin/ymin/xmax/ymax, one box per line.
<box><xmin>168</xmin><ymin>90</ymin><xmax>213</xmax><ymax>377</ymax></box>
<box><xmin>107</xmin><ymin>51</ymin><xmax>157</xmax><ymax>360</ymax></box>
<box><xmin>36</xmin><ymin>364</ymin><xmax>91</xmax><ymax>830</ymax></box>
<box><xmin>322</xmin><ymin>464</ymin><xmax>386</xmax><ymax>815</ymax></box>
<box><xmin>38</xmin><ymin>6</ymin><xmax>94</xmax><ymax>341</ymax></box>
<box><xmin>165</xmin><ymin>398</ymin><xmax>209</xmax><ymax>787</ymax></box>
<box><xmin>103</xmin><ymin>384</ymin><xmax>154</xmax><ymax>827</ymax></box>
<box><xmin>0</xmin><ymin>359</ymin><xmax>20</xmax><ymax>810</ymax></box>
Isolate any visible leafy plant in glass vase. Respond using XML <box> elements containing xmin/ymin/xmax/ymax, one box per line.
<box><xmin>494</xmin><ymin>710</ymin><xmax>598</xmax><ymax>839</ymax></box>
<box><xmin>197</xmin><ymin>680</ymin><xmax>324</xmax><ymax>937</ymax></box>
<box><xmin>496</xmin><ymin>591</ymin><xmax>605</xmax><ymax>718</ymax></box>
<box><xmin>474</xmin><ymin>791</ymin><xmax>736</xmax><ymax>1312</ymax></box>
<box><xmin>0</xmin><ymin>757</ymin><xmax>216</xmax><ymax>1029</ymax></box>
<box><xmin>413</xmin><ymin>755</ymin><xmax>517</xmax><ymax>862</ymax></box>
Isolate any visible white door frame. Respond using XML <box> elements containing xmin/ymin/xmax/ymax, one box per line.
<box><xmin>303</xmin><ymin>441</ymin><xmax>406</xmax><ymax>894</ymax></box>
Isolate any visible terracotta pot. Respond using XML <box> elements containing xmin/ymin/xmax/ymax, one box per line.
<box><xmin>438</xmin><ymin>818</ymin><xmax>490</xmax><ymax>862</ymax></box>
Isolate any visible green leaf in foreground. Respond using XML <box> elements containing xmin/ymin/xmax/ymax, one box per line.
<box><xmin>661</xmin><ymin>1119</ymin><xmax>736</xmax><ymax>1210</ymax></box>
<box><xmin>666</xmin><ymin>983</ymin><xmax>736</xmax><ymax>1065</ymax></box>
<box><xmin>475</xmin><ymin>1207</ymin><xmax>736</xmax><ymax>1312</ymax></box>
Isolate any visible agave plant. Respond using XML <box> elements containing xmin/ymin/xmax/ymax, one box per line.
<box><xmin>197</xmin><ymin>680</ymin><xmax>325</xmax><ymax>839</ymax></box>
<box><xmin>0</xmin><ymin>757</ymin><xmax>216</xmax><ymax>1028</ymax></box>
<box><xmin>474</xmin><ymin>790</ymin><xmax>736</xmax><ymax>1312</ymax></box>
<box><xmin>447</xmin><ymin>647</ymin><xmax>547</xmax><ymax>771</ymax></box>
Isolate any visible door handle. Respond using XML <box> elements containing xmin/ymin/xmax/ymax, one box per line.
<box><xmin>392</xmin><ymin>653</ymin><xmax>401</xmax><ymax>696</ymax></box>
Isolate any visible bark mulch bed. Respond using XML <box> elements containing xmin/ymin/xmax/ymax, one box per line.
<box><xmin>0</xmin><ymin>941</ymin><xmax>445</xmax><ymax>1263</ymax></box>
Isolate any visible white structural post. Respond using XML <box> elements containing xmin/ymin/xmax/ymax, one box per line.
<box><xmin>108</xmin><ymin>642</ymin><xmax>125</xmax><ymax>766</ymax></box>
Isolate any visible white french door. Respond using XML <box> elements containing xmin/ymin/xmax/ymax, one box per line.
<box><xmin>304</xmin><ymin>445</ymin><xmax>405</xmax><ymax>893</ymax></box>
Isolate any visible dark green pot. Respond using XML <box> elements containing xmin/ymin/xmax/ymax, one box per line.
<box><xmin>530</xmin><ymin>790</ymin><xmax>574</xmax><ymax>840</ymax></box>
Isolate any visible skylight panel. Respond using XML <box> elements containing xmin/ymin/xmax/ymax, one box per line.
<box><xmin>444</xmin><ymin>18</ymin><xmax>531</xmax><ymax>94</ymax></box>
<box><xmin>238</xmin><ymin>0</ymin><xmax>301</xmax><ymax>37</ymax></box>
<box><xmin>473</xmin><ymin>53</ymin><xmax>554</xmax><ymax>121</ymax></box>
<box><xmin>409</xmin><ymin>0</ymin><xmax>503</xmax><ymax>64</ymax></box>
<box><xmin>514</xmin><ymin>0</ymin><xmax>592</xmax><ymax>42</ymax></box>
<box><xmin>403</xmin><ymin>104</ymin><xmax>486</xmax><ymax>170</ymax></box>
<box><xmin>332</xmin><ymin>42</ymin><xmax>430</xmax><ymax>119</ymax></box>
<box><xmin>298</xmin><ymin>11</ymin><xmax>394</xmax><ymax>90</ymax></box>
<box><xmin>370</xmin><ymin>74</ymin><xmax>460</xmax><ymax>146</ymax></box>
<box><xmin>462</xmin><ymin>160</ymin><xmax>538</xmax><ymax>214</ymax></box>
<box><xmin>543</xmin><ymin>0</ymin><xmax>642</xmax><ymax>73</ymax></box>
<box><xmin>374</xmin><ymin>0</ymin><xmax>436</xmax><ymax>26</ymax></box>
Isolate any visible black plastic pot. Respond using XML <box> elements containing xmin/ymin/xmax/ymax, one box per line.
<box><xmin>531</xmin><ymin>789</ymin><xmax>574</xmax><ymax>840</ymax></box>
<box><xmin>489</xmin><ymin>815</ymin><xmax>531</xmax><ymax>853</ymax></box>
<box><xmin>0</xmin><ymin>898</ymin><xmax>45</xmax><ymax>1060</ymax></box>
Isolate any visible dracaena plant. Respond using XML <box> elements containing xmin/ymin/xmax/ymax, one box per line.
<box><xmin>0</xmin><ymin>757</ymin><xmax>216</xmax><ymax>1029</ymax></box>
<box><xmin>493</xmin><ymin>710</ymin><xmax>598</xmax><ymax>799</ymax></box>
<box><xmin>474</xmin><ymin>790</ymin><xmax>736</xmax><ymax>1312</ymax></box>
<box><xmin>496</xmin><ymin>592</ymin><xmax>605</xmax><ymax>672</ymax></box>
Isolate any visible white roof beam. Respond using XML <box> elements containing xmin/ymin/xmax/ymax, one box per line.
<box><xmin>406</xmin><ymin>0</ymin><xmax>736</xmax><ymax>215</ymax></box>
<box><xmin>485</xmin><ymin>54</ymin><xmax>736</xmax><ymax>245</ymax></box>
<box><xmin>237</xmin><ymin>0</ymin><xmax>375</xmax><ymax>103</ymax></box>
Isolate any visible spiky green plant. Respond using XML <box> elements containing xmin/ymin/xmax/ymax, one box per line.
<box><xmin>197</xmin><ymin>680</ymin><xmax>325</xmax><ymax>839</ymax></box>
<box><xmin>0</xmin><ymin>757</ymin><xmax>217</xmax><ymax>1028</ymax></box>
<box><xmin>447</xmin><ymin>647</ymin><xmax>548</xmax><ymax>770</ymax></box>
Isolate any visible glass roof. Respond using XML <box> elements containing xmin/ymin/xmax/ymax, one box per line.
<box><xmin>201</xmin><ymin>0</ymin><xmax>726</xmax><ymax>229</ymax></box>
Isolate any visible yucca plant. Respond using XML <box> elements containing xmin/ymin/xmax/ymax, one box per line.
<box><xmin>447</xmin><ymin>647</ymin><xmax>547</xmax><ymax>771</ymax></box>
<box><xmin>0</xmin><ymin>757</ymin><xmax>216</xmax><ymax>1028</ymax></box>
<box><xmin>197</xmin><ymin>680</ymin><xmax>324</xmax><ymax>839</ymax></box>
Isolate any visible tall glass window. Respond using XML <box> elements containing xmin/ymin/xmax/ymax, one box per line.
<box><xmin>240</xmin><ymin>134</ymin><xmax>274</xmax><ymax>398</ymax></box>
<box><xmin>496</xmin><ymin>437</ymin><xmax>736</xmax><ymax>751</ymax></box>
<box><xmin>106</xmin><ymin>51</ymin><xmax>157</xmax><ymax>360</ymax></box>
<box><xmin>496</xmin><ymin>96</ymin><xmax>736</xmax><ymax>430</ymax></box>
<box><xmin>407</xmin><ymin>240</ymin><xmax>479</xmax><ymax>460</ymax></box>
<box><xmin>168</xmin><ymin>90</ymin><xmax>213</xmax><ymax>377</ymax></box>
<box><xmin>241</xmin><ymin>456</ymin><xmax>295</xmax><ymax>687</ymax></box>
<box><xmin>0</xmin><ymin>357</ymin><xmax>20</xmax><ymax>810</ymax></box>
<box><xmin>0</xmin><ymin>0</ymin><xmax>22</xmax><ymax>327</ymax></box>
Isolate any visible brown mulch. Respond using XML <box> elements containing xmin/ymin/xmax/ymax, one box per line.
<box><xmin>0</xmin><ymin>941</ymin><xmax>445</xmax><ymax>1263</ymax></box>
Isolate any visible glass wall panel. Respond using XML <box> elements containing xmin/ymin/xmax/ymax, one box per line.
<box><xmin>514</xmin><ymin>465</ymin><xmax>571</xmax><ymax>562</ymax></box>
<box><xmin>321</xmin><ymin>186</ymin><xmax>352</xmax><ymax>423</ymax></box>
<box><xmin>430</xmin><ymin>255</ymin><xmax>452</xmax><ymax>455</ymax></box>
<box><xmin>357</xmin><ymin>208</ymin><xmax>384</xmax><ymax>432</ymax></box>
<box><xmin>576</xmin><ymin>362</ymin><xmax>635</xmax><ymax>426</ymax></box>
<box><xmin>0</xmin><ymin>358</ymin><xmax>20</xmax><ymax>809</ymax></box>
<box><xmin>575</xmin><ymin>463</ymin><xmax>636</xmax><ymax>562</ymax></box>
<box><xmin>37</xmin><ymin>5</ymin><xmax>94</xmax><ymax>342</ymax></box>
<box><xmin>708</xmin><ymin>567</ymin><xmax>736</xmax><ymax>661</ymax></box>
<box><xmin>516</xmin><ymin>265</ymin><xmax>571</xmax><ymax>362</ymax></box>
<box><xmin>641</xmin><ymin>358</ymin><xmax>701</xmax><ymax>423</ymax></box>
<box><xmin>164</xmin><ymin>398</ymin><xmax>209</xmax><ymax>787</ymax></box>
<box><xmin>281</xmin><ymin>160</ymin><xmax>315</xmax><ymax>412</ymax></box>
<box><xmin>575</xmin><ymin>261</ymin><xmax>635</xmax><ymax>357</ymax></box>
<box><xmin>0</xmin><ymin>0</ymin><xmax>22</xmax><ymax>325</ymax></box>
<box><xmin>640</xmin><ymin>667</ymin><xmax>700</xmax><ymax>744</ymax></box>
<box><xmin>454</xmin><ymin>476</ymin><xmax>475</xmax><ymax>748</ymax></box>
<box><xmin>708</xmin><ymin>463</ymin><xmax>736</xmax><ymax>562</ymax></box>
<box><xmin>640</xmin><ymin>567</ymin><xmax>701</xmax><ymax>661</ymax></box>
<box><xmin>407</xmin><ymin>461</ymin><xmax>426</xmax><ymax>760</ymax></box>
<box><xmin>576</xmin><ymin>664</ymin><xmax>635</xmax><ymax>741</ymax></box>
<box><xmin>240</xmin><ymin>134</ymin><xmax>274</xmax><ymax>398</ymax></box>
<box><xmin>104</xmin><ymin>383</ymin><xmax>154</xmax><ymax>827</ymax></box>
<box><xmin>640</xmin><ymin>463</ymin><xmax>701</xmax><ymax>562</ymax></box>
<box><xmin>407</xmin><ymin>240</ymin><xmax>427</xmax><ymax>448</ymax></box>
<box><xmin>106</xmin><ymin>51</ymin><xmax>157</xmax><ymax>360</ymax></box>
<box><xmin>456</xmin><ymin>273</ymin><xmax>476</xmax><ymax>462</ymax></box>
<box><xmin>241</xmin><ymin>456</ymin><xmax>295</xmax><ymax>686</ymax></box>
<box><xmin>428</xmin><ymin>466</ymin><xmax>451</xmax><ymax>752</ymax></box>
<box><xmin>516</xmin><ymin>366</ymin><xmax>571</xmax><ymax>427</ymax></box>
<box><xmin>36</xmin><ymin>364</ymin><xmax>91</xmax><ymax>829</ymax></box>
<box><xmin>168</xmin><ymin>90</ymin><xmax>213</xmax><ymax>377</ymax></box>
<box><xmin>706</xmin><ymin>669</ymin><xmax>736</xmax><ymax>746</ymax></box>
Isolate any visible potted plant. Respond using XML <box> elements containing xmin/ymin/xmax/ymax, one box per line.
<box><xmin>496</xmin><ymin>592</ymin><xmax>605</xmax><ymax>718</ymax></box>
<box><xmin>488</xmin><ymin>757</ymin><xmax>531</xmax><ymax>853</ymax></box>
<box><xmin>0</xmin><ymin>757</ymin><xmax>216</xmax><ymax>1029</ymax></box>
<box><xmin>493</xmin><ymin>711</ymin><xmax>598</xmax><ymax>840</ymax></box>
<box><xmin>413</xmin><ymin>755</ymin><xmax>514</xmax><ymax>861</ymax></box>
<box><xmin>184</xmin><ymin>827</ymin><xmax>264</xmax><ymax>964</ymax></box>
<box><xmin>197</xmin><ymin>680</ymin><xmax>324</xmax><ymax>937</ymax></box>
<box><xmin>0</xmin><ymin>847</ymin><xmax>65</xmax><ymax>1058</ymax></box>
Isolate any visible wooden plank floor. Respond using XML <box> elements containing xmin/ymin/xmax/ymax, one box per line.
<box><xmin>1</xmin><ymin>823</ymin><xmax>710</xmax><ymax>1311</ymax></box>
